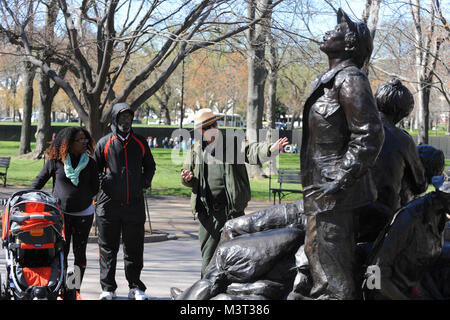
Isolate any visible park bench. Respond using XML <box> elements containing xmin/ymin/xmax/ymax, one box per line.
<box><xmin>0</xmin><ymin>156</ymin><xmax>10</xmax><ymax>187</ymax></box>
<box><xmin>269</xmin><ymin>170</ymin><xmax>302</xmax><ymax>204</ymax></box>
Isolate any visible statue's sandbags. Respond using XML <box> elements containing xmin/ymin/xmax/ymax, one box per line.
<box><xmin>211</xmin><ymin>293</ymin><xmax>269</xmax><ymax>300</ymax></box>
<box><xmin>216</xmin><ymin>227</ymin><xmax>304</xmax><ymax>283</ymax></box>
<box><xmin>226</xmin><ymin>280</ymin><xmax>285</xmax><ymax>300</ymax></box>
<box><xmin>263</xmin><ymin>252</ymin><xmax>298</xmax><ymax>284</ymax></box>
<box><xmin>175</xmin><ymin>279</ymin><xmax>216</xmax><ymax>300</ymax></box>
<box><xmin>223</xmin><ymin>200</ymin><xmax>305</xmax><ymax>240</ymax></box>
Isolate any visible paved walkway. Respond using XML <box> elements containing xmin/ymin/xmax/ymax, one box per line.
<box><xmin>0</xmin><ymin>186</ymin><xmax>273</xmax><ymax>300</ymax></box>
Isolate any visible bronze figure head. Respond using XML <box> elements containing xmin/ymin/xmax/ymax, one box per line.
<box><xmin>321</xmin><ymin>9</ymin><xmax>373</xmax><ymax>69</ymax></box>
<box><xmin>375</xmin><ymin>78</ymin><xmax>415</xmax><ymax>124</ymax></box>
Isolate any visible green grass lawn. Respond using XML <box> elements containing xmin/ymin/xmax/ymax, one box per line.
<box><xmin>2</xmin><ymin>141</ymin><xmax>449</xmax><ymax>201</ymax></box>
<box><xmin>406</xmin><ymin>124</ymin><xmax>450</xmax><ymax>137</ymax></box>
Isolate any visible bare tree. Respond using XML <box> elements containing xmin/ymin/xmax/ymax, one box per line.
<box><xmin>0</xmin><ymin>0</ymin><xmax>69</xmax><ymax>158</ymax></box>
<box><xmin>33</xmin><ymin>0</ymin><xmax>68</xmax><ymax>158</ymax></box>
<box><xmin>246</xmin><ymin>0</ymin><xmax>272</xmax><ymax>179</ymax></box>
<box><xmin>362</xmin><ymin>0</ymin><xmax>381</xmax><ymax>74</ymax></box>
<box><xmin>265</xmin><ymin>19</ymin><xmax>277</xmax><ymax>131</ymax></box>
<box><xmin>366</xmin><ymin>1</ymin><xmax>448</xmax><ymax>141</ymax></box>
<box><xmin>154</xmin><ymin>83</ymin><xmax>172</xmax><ymax>125</ymax></box>
<box><xmin>2</xmin><ymin>0</ymin><xmax>281</xmax><ymax>141</ymax></box>
<box><xmin>17</xmin><ymin>2</ymin><xmax>36</xmax><ymax>155</ymax></box>
<box><xmin>19</xmin><ymin>61</ymin><xmax>35</xmax><ymax>155</ymax></box>
<box><xmin>409</xmin><ymin>0</ymin><xmax>443</xmax><ymax>144</ymax></box>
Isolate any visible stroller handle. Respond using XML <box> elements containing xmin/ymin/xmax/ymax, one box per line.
<box><xmin>9</xmin><ymin>214</ymin><xmax>61</xmax><ymax>223</ymax></box>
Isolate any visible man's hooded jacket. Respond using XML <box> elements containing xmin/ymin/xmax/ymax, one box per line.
<box><xmin>94</xmin><ymin>103</ymin><xmax>156</xmax><ymax>203</ymax></box>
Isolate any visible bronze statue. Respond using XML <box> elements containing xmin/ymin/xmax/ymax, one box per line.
<box><xmin>358</xmin><ymin>78</ymin><xmax>427</xmax><ymax>242</ymax></box>
<box><xmin>169</xmin><ymin>9</ymin><xmax>450</xmax><ymax>302</ymax></box>
<box><xmin>365</xmin><ymin>154</ymin><xmax>448</xmax><ymax>300</ymax></box>
<box><xmin>300</xmin><ymin>9</ymin><xmax>384</xmax><ymax>299</ymax></box>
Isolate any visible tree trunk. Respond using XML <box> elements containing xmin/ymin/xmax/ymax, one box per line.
<box><xmin>86</xmin><ymin>95</ymin><xmax>106</xmax><ymax>142</ymax></box>
<box><xmin>265</xmin><ymin>26</ymin><xmax>278</xmax><ymax>176</ymax></box>
<box><xmin>410</xmin><ymin>0</ymin><xmax>441</xmax><ymax>145</ymax></box>
<box><xmin>246</xmin><ymin>0</ymin><xmax>271</xmax><ymax>179</ymax></box>
<box><xmin>33</xmin><ymin>72</ymin><xmax>54</xmax><ymax>159</ymax></box>
<box><xmin>19</xmin><ymin>62</ymin><xmax>35</xmax><ymax>155</ymax></box>
<box><xmin>246</xmin><ymin>47</ymin><xmax>267</xmax><ymax>179</ymax></box>
<box><xmin>266</xmin><ymin>27</ymin><xmax>277</xmax><ymax>130</ymax></box>
<box><xmin>362</xmin><ymin>0</ymin><xmax>381</xmax><ymax>74</ymax></box>
<box><xmin>161</xmin><ymin>105</ymin><xmax>171</xmax><ymax>125</ymax></box>
<box><xmin>417</xmin><ymin>81</ymin><xmax>431</xmax><ymax>144</ymax></box>
<box><xmin>156</xmin><ymin>86</ymin><xmax>172</xmax><ymax>125</ymax></box>
<box><xmin>29</xmin><ymin>1</ymin><xmax>62</xmax><ymax>159</ymax></box>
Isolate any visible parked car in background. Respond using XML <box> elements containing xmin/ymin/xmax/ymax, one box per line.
<box><xmin>275</xmin><ymin>122</ymin><xmax>288</xmax><ymax>130</ymax></box>
<box><xmin>0</xmin><ymin>117</ymin><xmax>18</xmax><ymax>122</ymax></box>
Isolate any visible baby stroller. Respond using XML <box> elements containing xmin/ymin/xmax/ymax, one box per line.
<box><xmin>1</xmin><ymin>190</ymin><xmax>66</xmax><ymax>300</ymax></box>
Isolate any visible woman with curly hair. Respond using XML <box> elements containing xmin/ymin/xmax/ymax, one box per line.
<box><xmin>31</xmin><ymin>126</ymin><xmax>99</xmax><ymax>299</ymax></box>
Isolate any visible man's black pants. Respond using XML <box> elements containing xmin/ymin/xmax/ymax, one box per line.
<box><xmin>96</xmin><ymin>196</ymin><xmax>146</xmax><ymax>292</ymax></box>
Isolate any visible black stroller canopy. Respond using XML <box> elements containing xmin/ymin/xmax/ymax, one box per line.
<box><xmin>7</xmin><ymin>190</ymin><xmax>60</xmax><ymax>210</ymax></box>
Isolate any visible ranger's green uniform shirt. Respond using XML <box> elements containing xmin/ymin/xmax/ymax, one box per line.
<box><xmin>181</xmin><ymin>140</ymin><xmax>272</xmax><ymax>218</ymax></box>
<box><xmin>204</xmin><ymin>149</ymin><xmax>227</xmax><ymax>206</ymax></box>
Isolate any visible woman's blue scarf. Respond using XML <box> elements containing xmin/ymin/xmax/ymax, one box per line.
<box><xmin>64</xmin><ymin>153</ymin><xmax>89</xmax><ymax>186</ymax></box>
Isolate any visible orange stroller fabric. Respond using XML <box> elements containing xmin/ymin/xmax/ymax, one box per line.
<box><xmin>22</xmin><ymin>267</ymin><xmax>52</xmax><ymax>287</ymax></box>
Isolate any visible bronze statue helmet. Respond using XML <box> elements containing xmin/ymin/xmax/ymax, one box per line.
<box><xmin>337</xmin><ymin>8</ymin><xmax>373</xmax><ymax>68</ymax></box>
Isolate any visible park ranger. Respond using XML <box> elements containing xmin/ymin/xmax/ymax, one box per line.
<box><xmin>181</xmin><ymin>108</ymin><xmax>289</xmax><ymax>277</ymax></box>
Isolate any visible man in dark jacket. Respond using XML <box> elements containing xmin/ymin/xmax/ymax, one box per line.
<box><xmin>301</xmin><ymin>9</ymin><xmax>384</xmax><ymax>299</ymax></box>
<box><xmin>94</xmin><ymin>103</ymin><xmax>156</xmax><ymax>300</ymax></box>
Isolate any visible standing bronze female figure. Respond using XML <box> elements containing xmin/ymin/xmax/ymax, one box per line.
<box><xmin>300</xmin><ymin>9</ymin><xmax>384</xmax><ymax>299</ymax></box>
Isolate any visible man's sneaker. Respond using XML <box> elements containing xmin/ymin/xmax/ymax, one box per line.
<box><xmin>128</xmin><ymin>288</ymin><xmax>149</xmax><ymax>300</ymax></box>
<box><xmin>99</xmin><ymin>291</ymin><xmax>116</xmax><ymax>300</ymax></box>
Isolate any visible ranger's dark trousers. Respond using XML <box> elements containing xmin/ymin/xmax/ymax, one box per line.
<box><xmin>96</xmin><ymin>196</ymin><xmax>146</xmax><ymax>292</ymax></box>
<box><xmin>198</xmin><ymin>207</ymin><xmax>244</xmax><ymax>278</ymax></box>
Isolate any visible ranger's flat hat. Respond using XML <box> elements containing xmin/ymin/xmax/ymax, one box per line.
<box><xmin>194</xmin><ymin>108</ymin><xmax>224</xmax><ymax>130</ymax></box>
